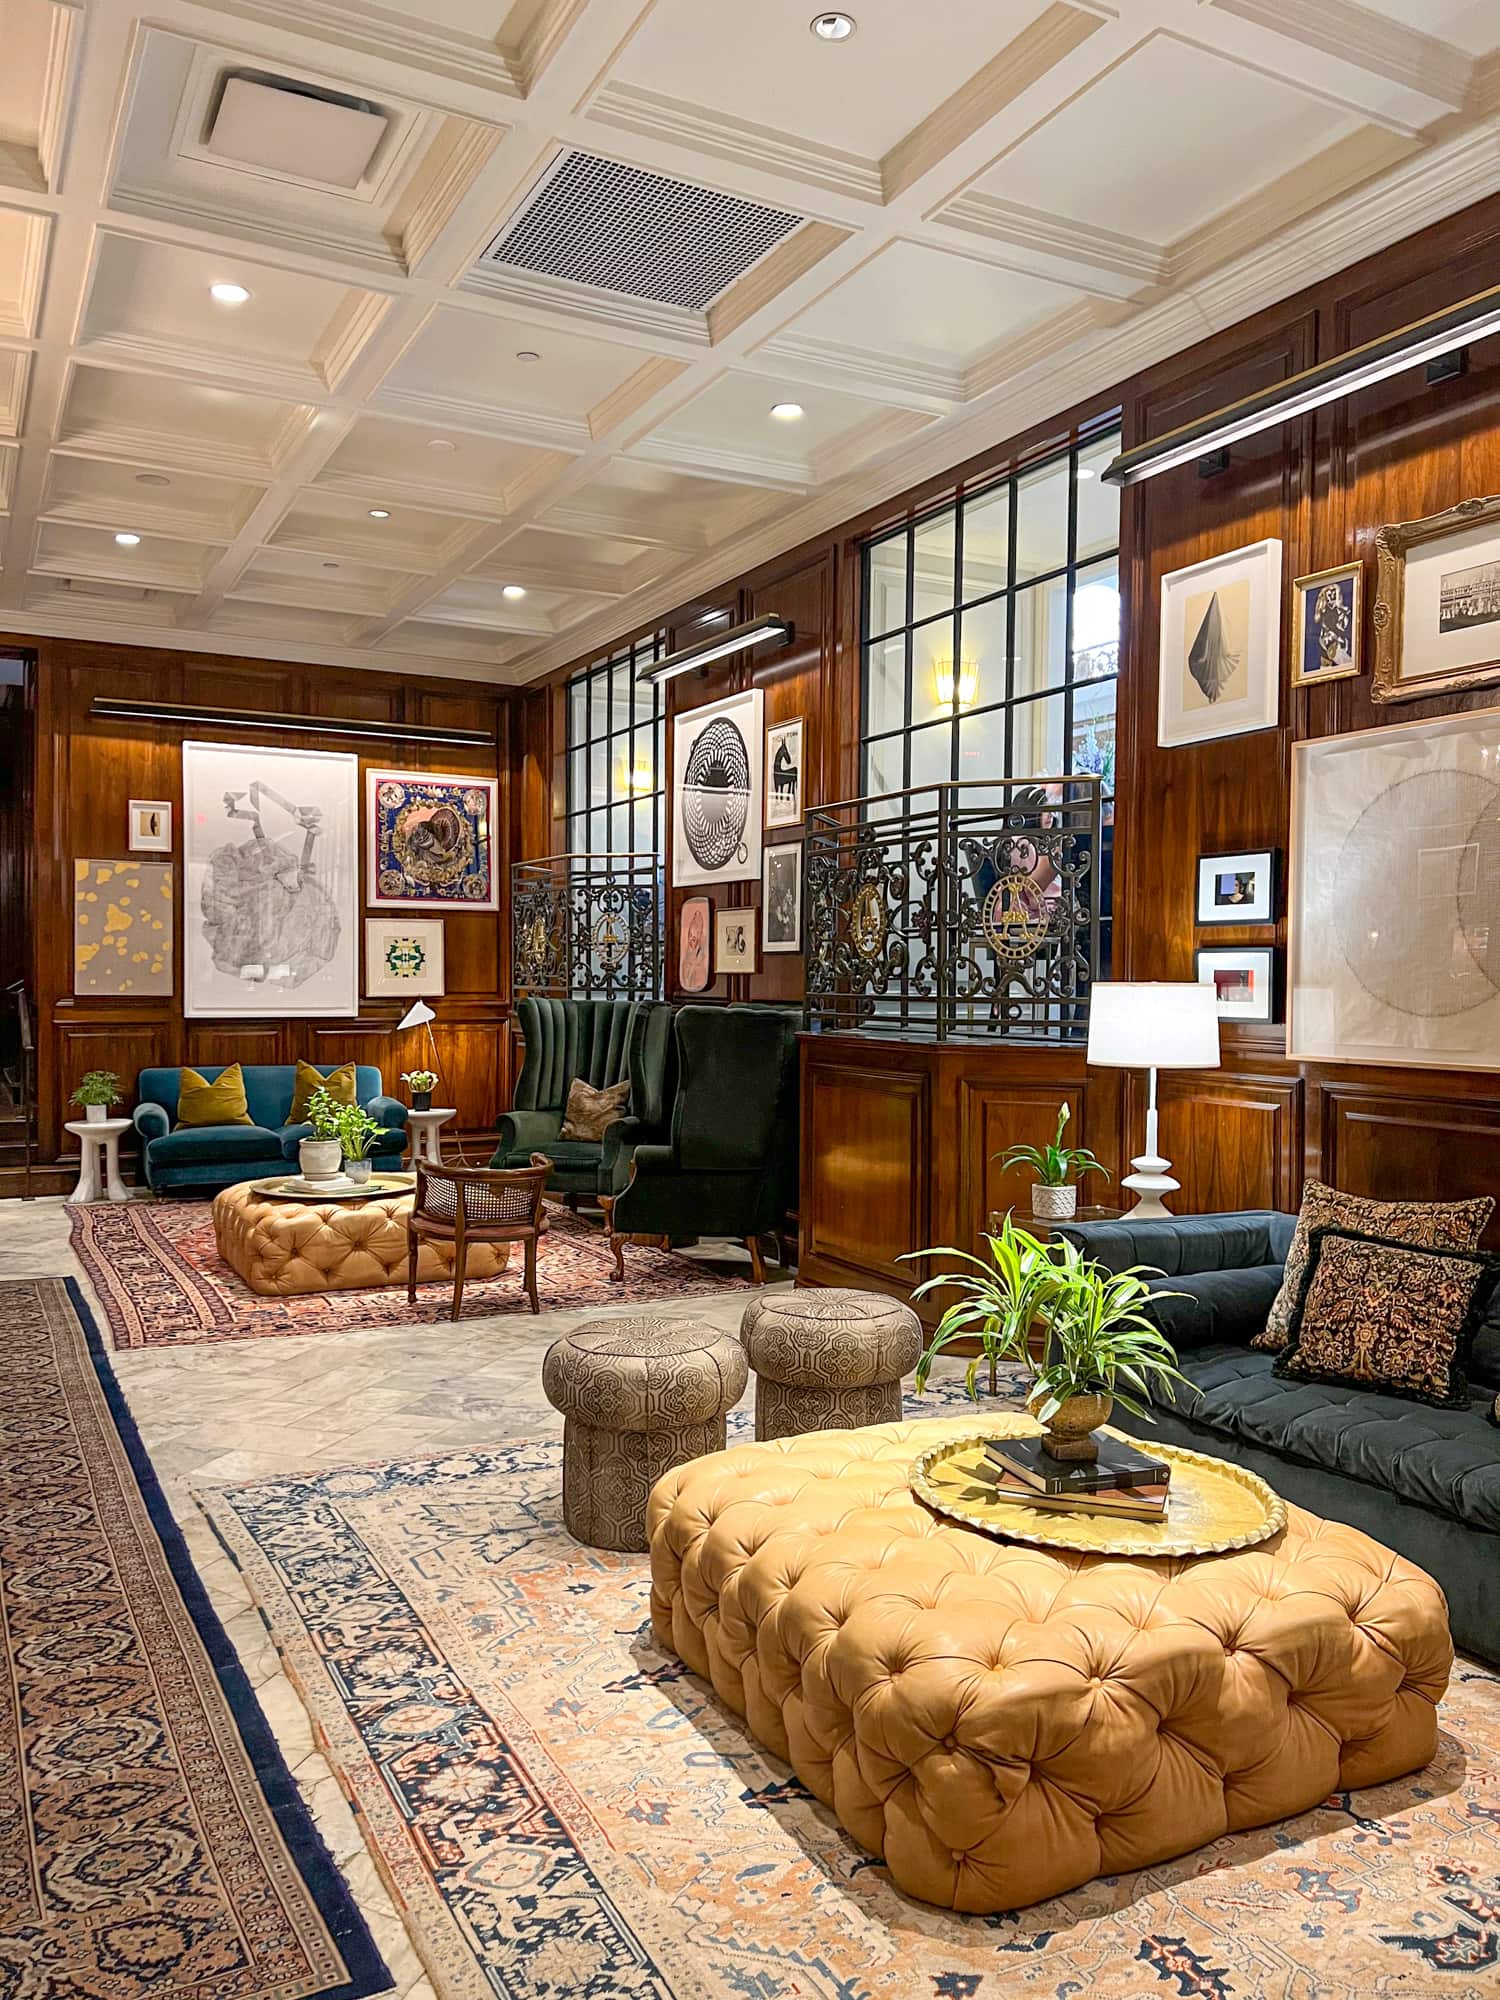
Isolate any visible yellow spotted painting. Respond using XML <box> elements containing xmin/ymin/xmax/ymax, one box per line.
<box><xmin>74</xmin><ymin>859</ymin><xmax>174</xmax><ymax>996</ymax></box>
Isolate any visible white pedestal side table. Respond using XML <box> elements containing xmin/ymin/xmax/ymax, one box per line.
<box><xmin>406</xmin><ymin>1107</ymin><xmax>456</xmax><ymax>1166</ymax></box>
<box><xmin>65</xmin><ymin>1117</ymin><xmax>133</xmax><ymax>1204</ymax></box>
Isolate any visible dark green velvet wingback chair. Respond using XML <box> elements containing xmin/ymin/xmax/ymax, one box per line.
<box><xmin>609</xmin><ymin>1003</ymin><xmax>799</xmax><ymax>1280</ymax></box>
<box><xmin>491</xmin><ymin>997</ymin><xmax>673</xmax><ymax>1198</ymax></box>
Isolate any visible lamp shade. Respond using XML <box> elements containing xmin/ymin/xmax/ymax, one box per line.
<box><xmin>396</xmin><ymin>999</ymin><xmax>436</xmax><ymax>1031</ymax></box>
<box><xmin>1087</xmin><ymin>981</ymin><xmax>1221</xmax><ymax>1071</ymax></box>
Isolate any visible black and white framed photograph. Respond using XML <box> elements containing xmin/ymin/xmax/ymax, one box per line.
<box><xmin>672</xmin><ymin>687</ymin><xmax>764</xmax><ymax>886</ymax></box>
<box><xmin>1292</xmin><ymin>562</ymin><xmax>1362</xmax><ymax>688</ymax></box>
<box><xmin>1196</xmin><ymin>848</ymin><xmax>1277</xmax><ymax>926</ymax></box>
<box><xmin>762</xmin><ymin>841</ymin><xmax>802</xmax><ymax>953</ymax></box>
<box><xmin>1196</xmin><ymin>946</ymin><xmax>1277</xmax><ymax>1024</ymax></box>
<box><xmin>1159</xmin><ymin>538</ymin><xmax>1282</xmax><ymax>747</ymax></box>
<box><xmin>1373</xmin><ymin>494</ymin><xmax>1500</xmax><ymax>702</ymax></box>
<box><xmin>128</xmin><ymin>799</ymin><xmax>173</xmax><ymax>853</ymax></box>
<box><xmin>714</xmin><ymin>907</ymin><xmax>757</xmax><ymax>973</ymax></box>
<box><xmin>765</xmin><ymin>717</ymin><xmax>803</xmax><ymax>828</ymax></box>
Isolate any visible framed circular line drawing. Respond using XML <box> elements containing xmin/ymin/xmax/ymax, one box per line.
<box><xmin>672</xmin><ymin>688</ymin><xmax>764</xmax><ymax>887</ymax></box>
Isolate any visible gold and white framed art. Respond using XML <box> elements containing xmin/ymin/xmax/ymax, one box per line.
<box><xmin>128</xmin><ymin>800</ymin><xmax>173</xmax><ymax>853</ymax></box>
<box><xmin>1372</xmin><ymin>494</ymin><xmax>1500</xmax><ymax>703</ymax></box>
<box><xmin>1289</xmin><ymin>708</ymin><xmax>1500</xmax><ymax>1070</ymax></box>
<box><xmin>764</xmin><ymin>717</ymin><xmax>803</xmax><ymax>828</ymax></box>
<box><xmin>1158</xmin><ymin>538</ymin><xmax>1282</xmax><ymax>748</ymax></box>
<box><xmin>713</xmin><ymin>907</ymin><xmax>757</xmax><ymax>973</ymax></box>
<box><xmin>365</xmin><ymin>917</ymin><xmax>445</xmax><ymax>1000</ymax></box>
<box><xmin>762</xmin><ymin>842</ymin><xmax>802</xmax><ymax>953</ymax></box>
<box><xmin>1292</xmin><ymin>561</ymin><xmax>1362</xmax><ymax>688</ymax></box>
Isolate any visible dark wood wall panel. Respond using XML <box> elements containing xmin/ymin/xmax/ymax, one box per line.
<box><xmin>801</xmin><ymin>1053</ymin><xmax>929</xmax><ymax>1287</ymax></box>
<box><xmin>1316</xmin><ymin>1077</ymin><xmax>1500</xmax><ymax>1247</ymax></box>
<box><xmin>1144</xmin><ymin>1070</ymin><xmax>1302</xmax><ymax>1216</ymax></box>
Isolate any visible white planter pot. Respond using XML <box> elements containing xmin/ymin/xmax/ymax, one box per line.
<box><xmin>84</xmin><ymin>1103</ymin><xmax>108</xmax><ymax>1124</ymax></box>
<box><xmin>299</xmin><ymin>1138</ymin><xmax>342</xmax><ymax>1180</ymax></box>
<box><xmin>345</xmin><ymin>1157</ymin><xmax>373</xmax><ymax>1185</ymax></box>
<box><xmin>1030</xmin><ymin>1183</ymin><xmax>1078</xmax><ymax>1221</ymax></box>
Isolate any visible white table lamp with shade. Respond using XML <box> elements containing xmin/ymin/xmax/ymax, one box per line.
<box><xmin>1086</xmin><ymin>982</ymin><xmax>1222</xmax><ymax>1219</ymax></box>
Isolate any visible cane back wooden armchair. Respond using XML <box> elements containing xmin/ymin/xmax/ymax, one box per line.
<box><xmin>407</xmin><ymin>1155</ymin><xmax>552</xmax><ymax>1318</ymax></box>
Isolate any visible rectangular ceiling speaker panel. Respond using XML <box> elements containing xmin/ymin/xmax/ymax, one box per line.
<box><xmin>482</xmin><ymin>150</ymin><xmax>803</xmax><ymax>312</ymax></box>
<box><xmin>207</xmin><ymin>75</ymin><xmax>389</xmax><ymax>189</ymax></box>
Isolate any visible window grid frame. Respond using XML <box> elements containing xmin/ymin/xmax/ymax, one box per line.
<box><xmin>564</xmin><ymin>633</ymin><xmax>666</xmax><ymax>861</ymax></box>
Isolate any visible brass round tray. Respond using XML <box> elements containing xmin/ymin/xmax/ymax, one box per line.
<box><xmin>911</xmin><ymin>1421</ymin><xmax>1286</xmax><ymax>1558</ymax></box>
<box><xmin>247</xmin><ymin>1172</ymin><xmax>416</xmax><ymax>1202</ymax></box>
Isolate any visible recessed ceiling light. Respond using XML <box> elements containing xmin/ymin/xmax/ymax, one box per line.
<box><xmin>515</xmin><ymin>349</ymin><xmax>541</xmax><ymax>363</ymax></box>
<box><xmin>502</xmin><ymin>584</ymin><xmax>526</xmax><ymax>600</ymax></box>
<box><xmin>134</xmin><ymin>472</ymin><xmax>171</xmax><ymax>488</ymax></box>
<box><xmin>114</xmin><ymin>531</ymin><xmax>141</xmax><ymax>547</ymax></box>
<box><xmin>810</xmin><ymin>12</ymin><xmax>856</xmax><ymax>40</ymax></box>
<box><xmin>427</xmin><ymin>437</ymin><xmax>456</xmax><ymax>453</ymax></box>
<box><xmin>368</xmin><ymin>508</ymin><xmax>390</xmax><ymax>518</ymax></box>
<box><xmin>770</xmin><ymin>401</ymin><xmax>804</xmax><ymax>421</ymax></box>
<box><xmin>210</xmin><ymin>282</ymin><xmax>251</xmax><ymax>305</ymax></box>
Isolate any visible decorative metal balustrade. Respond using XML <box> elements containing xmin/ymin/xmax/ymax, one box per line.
<box><xmin>510</xmin><ymin>853</ymin><xmax>663</xmax><ymax>1002</ymax></box>
<box><xmin>805</xmin><ymin>776</ymin><xmax>1102</xmax><ymax>1041</ymax></box>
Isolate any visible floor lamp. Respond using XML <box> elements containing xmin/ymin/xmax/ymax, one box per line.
<box><xmin>396</xmin><ymin>998</ymin><xmax>439</xmax><ymax>1075</ymax></box>
<box><xmin>1086</xmin><ymin>982</ymin><xmax>1221</xmax><ymax>1219</ymax></box>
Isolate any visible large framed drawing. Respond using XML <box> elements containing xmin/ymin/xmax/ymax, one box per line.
<box><xmin>367</xmin><ymin>769</ymin><xmax>499</xmax><ymax>911</ymax></box>
<box><xmin>1289</xmin><ymin>708</ymin><xmax>1500</xmax><ymax>1070</ymax></box>
<box><xmin>672</xmin><ymin>687</ymin><xmax>763</xmax><ymax>887</ymax></box>
<box><xmin>182</xmin><ymin>739</ymin><xmax>357</xmax><ymax>1018</ymax></box>
<box><xmin>1372</xmin><ymin>494</ymin><xmax>1500</xmax><ymax>703</ymax></box>
<box><xmin>1158</xmin><ymin>539</ymin><xmax>1281</xmax><ymax>747</ymax></box>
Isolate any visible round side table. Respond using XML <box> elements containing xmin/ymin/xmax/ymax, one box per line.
<box><xmin>406</xmin><ymin>1107</ymin><xmax>456</xmax><ymax>1165</ymax></box>
<box><xmin>65</xmin><ymin>1117</ymin><xmax>133</xmax><ymax>1204</ymax></box>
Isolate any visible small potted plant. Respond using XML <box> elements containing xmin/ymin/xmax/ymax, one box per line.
<box><xmin>299</xmin><ymin>1087</ymin><xmax>346</xmax><ymax>1180</ymax></box>
<box><xmin>995</xmin><ymin>1100</ymin><xmax>1108</xmax><ymax>1221</ymax></box>
<box><xmin>402</xmin><ymin>1069</ymin><xmax>438</xmax><ymax>1113</ymax></box>
<box><xmin>903</xmin><ymin>1214</ymin><xmax>1065</xmax><ymax>1400</ymax></box>
<box><xmin>333</xmin><ymin>1101</ymin><xmax>385</xmax><ymax>1185</ymax></box>
<box><xmin>70</xmin><ymin>1071</ymin><xmax>122</xmax><ymax>1125</ymax></box>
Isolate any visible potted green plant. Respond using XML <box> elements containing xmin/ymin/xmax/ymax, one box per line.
<box><xmin>402</xmin><ymin>1069</ymin><xmax>438</xmax><ymax>1112</ymax></box>
<box><xmin>70</xmin><ymin>1070</ymin><xmax>122</xmax><ymax>1126</ymax></box>
<box><xmin>299</xmin><ymin>1087</ymin><xmax>346</xmax><ymax>1180</ymax></box>
<box><xmin>902</xmin><ymin>1214</ymin><xmax>1064</xmax><ymax>1400</ymax></box>
<box><xmin>333</xmin><ymin>1101</ymin><xmax>385</xmax><ymax>1185</ymax></box>
<box><xmin>995</xmin><ymin>1100</ymin><xmax>1108</xmax><ymax>1222</ymax></box>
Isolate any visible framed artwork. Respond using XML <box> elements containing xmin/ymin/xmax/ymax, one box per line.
<box><xmin>128</xmin><ymin>799</ymin><xmax>173</xmax><ymax>852</ymax></box>
<box><xmin>765</xmin><ymin>717</ymin><xmax>803</xmax><ymax>829</ymax></box>
<box><xmin>367</xmin><ymin>769</ymin><xmax>498</xmax><ymax>910</ymax></box>
<box><xmin>1158</xmin><ymin>538</ymin><xmax>1282</xmax><ymax>747</ymax></box>
<box><xmin>1373</xmin><ymin>494</ymin><xmax>1500</xmax><ymax>703</ymax></box>
<box><xmin>1289</xmin><ymin>707</ymin><xmax>1500</xmax><ymax>1069</ymax></box>
<box><xmin>1196</xmin><ymin>947</ymin><xmax>1277</xmax><ymax>1024</ymax></box>
<box><xmin>678</xmin><ymin>895</ymin><xmax>711</xmax><ymax>993</ymax></box>
<box><xmin>1292</xmin><ymin>562</ymin><xmax>1362</xmax><ymax>688</ymax></box>
<box><xmin>672</xmin><ymin>687</ymin><xmax>763</xmax><ymax>886</ymax></box>
<box><xmin>714</xmin><ymin>908</ymin><xmax>757</xmax><ymax>974</ymax></box>
<box><xmin>365</xmin><ymin>917</ymin><xmax>445</xmax><ymax>999</ymax></box>
<box><xmin>1196</xmin><ymin>848</ymin><xmax>1277</xmax><ymax>926</ymax></box>
<box><xmin>762</xmin><ymin>842</ymin><xmax>802</xmax><ymax>953</ymax></box>
<box><xmin>74</xmin><ymin>860</ymin><xmax>173</xmax><ymax>997</ymax></box>
<box><xmin>182</xmin><ymin>739</ymin><xmax>357</xmax><ymax>1018</ymax></box>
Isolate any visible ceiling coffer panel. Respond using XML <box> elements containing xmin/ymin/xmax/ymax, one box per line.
<box><xmin>207</xmin><ymin>73</ymin><xmax>390</xmax><ymax>188</ymax></box>
<box><xmin>482</xmin><ymin>150</ymin><xmax>803</xmax><ymax>312</ymax></box>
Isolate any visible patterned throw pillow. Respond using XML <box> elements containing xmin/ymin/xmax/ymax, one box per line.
<box><xmin>1253</xmin><ymin>1182</ymin><xmax>1494</xmax><ymax>1353</ymax></box>
<box><xmin>559</xmin><ymin>1077</ymin><xmax>630</xmax><ymax>1142</ymax></box>
<box><xmin>1274</xmin><ymin>1226</ymin><xmax>1498</xmax><ymax>1409</ymax></box>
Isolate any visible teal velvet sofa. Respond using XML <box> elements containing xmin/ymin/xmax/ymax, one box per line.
<box><xmin>1060</xmin><ymin>1211</ymin><xmax>1500</xmax><ymax>1666</ymax></box>
<box><xmin>132</xmin><ymin>1064</ymin><xmax>407</xmax><ymax>1195</ymax></box>
<box><xmin>490</xmin><ymin>997</ymin><xmax>674</xmax><ymax>1197</ymax></box>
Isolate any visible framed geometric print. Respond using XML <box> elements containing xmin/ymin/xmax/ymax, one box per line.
<box><xmin>365</xmin><ymin>917</ymin><xmax>445</xmax><ymax>999</ymax></box>
<box><xmin>367</xmin><ymin>770</ymin><xmax>498</xmax><ymax>911</ymax></box>
<box><xmin>672</xmin><ymin>688</ymin><xmax>763</xmax><ymax>887</ymax></box>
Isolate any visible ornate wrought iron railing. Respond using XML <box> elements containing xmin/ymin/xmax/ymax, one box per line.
<box><xmin>510</xmin><ymin>853</ymin><xmax>663</xmax><ymax>1002</ymax></box>
<box><xmin>805</xmin><ymin>776</ymin><xmax>1102</xmax><ymax>1041</ymax></box>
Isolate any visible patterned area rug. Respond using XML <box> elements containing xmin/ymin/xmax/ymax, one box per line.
<box><xmin>0</xmin><ymin>1277</ymin><xmax>388</xmax><ymax>2000</ymax></box>
<box><xmin>203</xmin><ymin>1430</ymin><xmax>1500</xmax><ymax>2000</ymax></box>
<box><xmin>71</xmin><ymin>1198</ymin><xmax>749</xmax><ymax>1348</ymax></box>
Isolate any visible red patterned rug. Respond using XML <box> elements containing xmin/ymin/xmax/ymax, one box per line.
<box><xmin>71</xmin><ymin>1199</ymin><xmax>750</xmax><ymax>1349</ymax></box>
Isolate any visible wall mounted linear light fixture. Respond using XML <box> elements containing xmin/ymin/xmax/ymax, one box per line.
<box><xmin>637</xmin><ymin>614</ymin><xmax>792</xmax><ymax>684</ymax></box>
<box><xmin>90</xmin><ymin>697</ymin><xmax>492</xmax><ymax>748</ymax></box>
<box><xmin>1103</xmin><ymin>283</ymin><xmax>1500</xmax><ymax>488</ymax></box>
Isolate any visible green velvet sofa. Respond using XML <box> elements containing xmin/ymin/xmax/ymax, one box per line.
<box><xmin>1060</xmin><ymin>1211</ymin><xmax>1500</xmax><ymax>1666</ymax></box>
<box><xmin>132</xmin><ymin>1064</ymin><xmax>407</xmax><ymax>1195</ymax></box>
<box><xmin>490</xmin><ymin>997</ymin><xmax>674</xmax><ymax>1197</ymax></box>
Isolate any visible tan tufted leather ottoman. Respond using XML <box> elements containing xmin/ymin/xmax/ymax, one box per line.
<box><xmin>212</xmin><ymin>1182</ymin><xmax>509</xmax><ymax>1297</ymax></box>
<box><xmin>740</xmin><ymin>1288</ymin><xmax>922</xmax><ymax>1440</ymax></box>
<box><xmin>543</xmin><ymin>1317</ymin><xmax>749</xmax><ymax>1553</ymax></box>
<box><xmin>649</xmin><ymin>1416</ymin><xmax>1452</xmax><ymax>1913</ymax></box>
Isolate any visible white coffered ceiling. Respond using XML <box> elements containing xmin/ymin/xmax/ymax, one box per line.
<box><xmin>1</xmin><ymin>0</ymin><xmax>1498</xmax><ymax>685</ymax></box>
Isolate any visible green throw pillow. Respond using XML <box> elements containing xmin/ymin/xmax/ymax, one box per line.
<box><xmin>288</xmin><ymin>1059</ymin><xmax>357</xmax><ymax>1126</ymax></box>
<box><xmin>175</xmin><ymin>1063</ymin><xmax>252</xmax><ymax>1129</ymax></box>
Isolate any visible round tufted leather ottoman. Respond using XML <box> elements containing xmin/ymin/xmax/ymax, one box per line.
<box><xmin>649</xmin><ymin>1416</ymin><xmax>1452</xmax><ymax>1913</ymax></box>
<box><xmin>212</xmin><ymin>1183</ymin><xmax>509</xmax><ymax>1296</ymax></box>
<box><xmin>740</xmin><ymin>1288</ymin><xmax>922</xmax><ymax>1441</ymax></box>
<box><xmin>543</xmin><ymin>1317</ymin><xmax>748</xmax><ymax>1553</ymax></box>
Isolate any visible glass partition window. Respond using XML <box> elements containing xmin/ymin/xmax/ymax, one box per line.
<box><xmin>564</xmin><ymin>636</ymin><xmax>665</xmax><ymax>857</ymax></box>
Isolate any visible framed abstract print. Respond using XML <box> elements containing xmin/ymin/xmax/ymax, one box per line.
<box><xmin>1196</xmin><ymin>849</ymin><xmax>1276</xmax><ymax>926</ymax></box>
<box><xmin>367</xmin><ymin>770</ymin><xmax>499</xmax><ymax>911</ymax></box>
<box><xmin>1292</xmin><ymin>562</ymin><xmax>1362</xmax><ymax>688</ymax></box>
<box><xmin>182</xmin><ymin>740</ymin><xmax>357</xmax><ymax>1018</ymax></box>
<box><xmin>672</xmin><ymin>687</ymin><xmax>763</xmax><ymax>887</ymax></box>
<box><xmin>1372</xmin><ymin>494</ymin><xmax>1500</xmax><ymax>703</ymax></box>
<box><xmin>365</xmin><ymin>917</ymin><xmax>445</xmax><ymax>999</ymax></box>
<box><xmin>1196</xmin><ymin>947</ymin><xmax>1276</xmax><ymax>1024</ymax></box>
<box><xmin>128</xmin><ymin>800</ymin><xmax>173</xmax><ymax>852</ymax></box>
<box><xmin>765</xmin><ymin>717</ymin><xmax>803</xmax><ymax>828</ymax></box>
<box><xmin>74</xmin><ymin>860</ymin><xmax>173</xmax><ymax>997</ymax></box>
<box><xmin>1289</xmin><ymin>708</ymin><xmax>1500</xmax><ymax>1069</ymax></box>
<box><xmin>1158</xmin><ymin>539</ymin><xmax>1282</xmax><ymax>747</ymax></box>
<box><xmin>714</xmin><ymin>908</ymin><xmax>757</xmax><ymax>974</ymax></box>
<box><xmin>762</xmin><ymin>842</ymin><xmax>802</xmax><ymax>953</ymax></box>
<box><xmin>678</xmin><ymin>895</ymin><xmax>711</xmax><ymax>993</ymax></box>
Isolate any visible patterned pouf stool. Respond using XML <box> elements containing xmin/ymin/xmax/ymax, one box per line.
<box><xmin>740</xmin><ymin>1288</ymin><xmax>922</xmax><ymax>1441</ymax></box>
<box><xmin>542</xmin><ymin>1316</ymin><xmax>748</xmax><ymax>1552</ymax></box>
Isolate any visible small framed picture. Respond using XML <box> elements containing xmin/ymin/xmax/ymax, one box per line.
<box><xmin>765</xmin><ymin>717</ymin><xmax>803</xmax><ymax>828</ymax></box>
<box><xmin>365</xmin><ymin>917</ymin><xmax>445</xmax><ymax>999</ymax></box>
<box><xmin>1373</xmin><ymin>494</ymin><xmax>1500</xmax><ymax>703</ymax></box>
<box><xmin>1196</xmin><ymin>946</ymin><xmax>1277</xmax><ymax>1024</ymax></box>
<box><xmin>762</xmin><ymin>842</ymin><xmax>802</xmax><ymax>953</ymax></box>
<box><xmin>714</xmin><ymin>908</ymin><xmax>757</xmax><ymax>973</ymax></box>
<box><xmin>128</xmin><ymin>800</ymin><xmax>172</xmax><ymax>852</ymax></box>
<box><xmin>1196</xmin><ymin>848</ymin><xmax>1277</xmax><ymax>926</ymax></box>
<box><xmin>1292</xmin><ymin>562</ymin><xmax>1362</xmax><ymax>687</ymax></box>
<box><xmin>678</xmin><ymin>895</ymin><xmax>711</xmax><ymax>993</ymax></box>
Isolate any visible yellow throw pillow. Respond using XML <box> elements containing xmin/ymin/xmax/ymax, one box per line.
<box><xmin>175</xmin><ymin>1063</ymin><xmax>251</xmax><ymax>1129</ymax></box>
<box><xmin>288</xmin><ymin>1059</ymin><xmax>358</xmax><ymax>1126</ymax></box>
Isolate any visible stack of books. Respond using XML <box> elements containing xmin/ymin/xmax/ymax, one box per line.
<box><xmin>976</xmin><ymin>1434</ymin><xmax>1171</xmax><ymax>1522</ymax></box>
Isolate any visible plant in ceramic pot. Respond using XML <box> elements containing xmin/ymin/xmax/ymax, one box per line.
<box><xmin>902</xmin><ymin>1214</ymin><xmax>1065</xmax><ymax>1401</ymax></box>
<box><xmin>70</xmin><ymin>1070</ymin><xmax>122</xmax><ymax>1125</ymax></box>
<box><xmin>298</xmin><ymin>1087</ymin><xmax>346</xmax><ymax>1180</ymax></box>
<box><xmin>995</xmin><ymin>1100</ymin><xmax>1108</xmax><ymax>1221</ymax></box>
<box><xmin>332</xmin><ymin>1102</ymin><xmax>384</xmax><ymax>1184</ymax></box>
<box><xmin>402</xmin><ymin>1069</ymin><xmax>438</xmax><ymax>1113</ymax></box>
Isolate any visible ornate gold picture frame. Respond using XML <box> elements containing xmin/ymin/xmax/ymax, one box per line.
<box><xmin>1372</xmin><ymin>493</ymin><xmax>1500</xmax><ymax>702</ymax></box>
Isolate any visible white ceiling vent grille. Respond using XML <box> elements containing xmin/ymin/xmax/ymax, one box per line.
<box><xmin>482</xmin><ymin>151</ymin><xmax>802</xmax><ymax>312</ymax></box>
